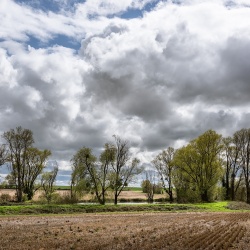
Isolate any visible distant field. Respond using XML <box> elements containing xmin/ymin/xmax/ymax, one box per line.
<box><xmin>55</xmin><ymin>186</ymin><xmax>71</xmax><ymax>190</ymax></box>
<box><xmin>0</xmin><ymin>188</ymin><xmax>164</xmax><ymax>202</ymax></box>
<box><xmin>55</xmin><ymin>186</ymin><xmax>143</xmax><ymax>191</ymax></box>
<box><xmin>122</xmin><ymin>187</ymin><xmax>142</xmax><ymax>191</ymax></box>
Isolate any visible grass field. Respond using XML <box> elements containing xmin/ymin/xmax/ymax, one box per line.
<box><xmin>0</xmin><ymin>201</ymin><xmax>246</xmax><ymax>215</ymax></box>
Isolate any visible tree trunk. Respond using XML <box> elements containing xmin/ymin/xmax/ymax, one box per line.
<box><xmin>27</xmin><ymin>190</ymin><xmax>33</xmax><ymax>200</ymax></box>
<box><xmin>201</xmin><ymin>190</ymin><xmax>209</xmax><ymax>202</ymax></box>
<box><xmin>225</xmin><ymin>174</ymin><xmax>230</xmax><ymax>200</ymax></box>
<box><xmin>247</xmin><ymin>186</ymin><xmax>250</xmax><ymax>204</ymax></box>
<box><xmin>231</xmin><ymin>174</ymin><xmax>235</xmax><ymax>201</ymax></box>
<box><xmin>169</xmin><ymin>190</ymin><xmax>174</xmax><ymax>203</ymax></box>
<box><xmin>16</xmin><ymin>176</ymin><xmax>23</xmax><ymax>202</ymax></box>
<box><xmin>101</xmin><ymin>190</ymin><xmax>106</xmax><ymax>205</ymax></box>
<box><xmin>114</xmin><ymin>191</ymin><xmax>118</xmax><ymax>205</ymax></box>
<box><xmin>168</xmin><ymin>178</ymin><xmax>174</xmax><ymax>203</ymax></box>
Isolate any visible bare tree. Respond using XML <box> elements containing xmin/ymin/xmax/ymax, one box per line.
<box><xmin>2</xmin><ymin>126</ymin><xmax>34</xmax><ymax>202</ymax></box>
<box><xmin>111</xmin><ymin>136</ymin><xmax>141</xmax><ymax>205</ymax></box>
<box><xmin>234</xmin><ymin>129</ymin><xmax>250</xmax><ymax>203</ymax></box>
<box><xmin>152</xmin><ymin>147</ymin><xmax>175</xmax><ymax>203</ymax></box>
<box><xmin>221</xmin><ymin>136</ymin><xmax>243</xmax><ymax>201</ymax></box>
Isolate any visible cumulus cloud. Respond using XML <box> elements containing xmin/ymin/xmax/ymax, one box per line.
<box><xmin>1</xmin><ymin>0</ymin><xmax>250</xmax><ymax>184</ymax></box>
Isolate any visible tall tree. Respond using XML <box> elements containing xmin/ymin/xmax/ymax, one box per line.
<box><xmin>221</xmin><ymin>136</ymin><xmax>243</xmax><ymax>200</ymax></box>
<box><xmin>174</xmin><ymin>130</ymin><xmax>223</xmax><ymax>202</ymax></box>
<box><xmin>96</xmin><ymin>143</ymin><xmax>116</xmax><ymax>204</ymax></box>
<box><xmin>152</xmin><ymin>147</ymin><xmax>175</xmax><ymax>203</ymax></box>
<box><xmin>22</xmin><ymin>148</ymin><xmax>51</xmax><ymax>200</ymax></box>
<box><xmin>70</xmin><ymin>148</ymin><xmax>90</xmax><ymax>199</ymax></box>
<box><xmin>2</xmin><ymin>126</ymin><xmax>34</xmax><ymax>202</ymax></box>
<box><xmin>234</xmin><ymin>128</ymin><xmax>250</xmax><ymax>203</ymax></box>
<box><xmin>111</xmin><ymin>136</ymin><xmax>141</xmax><ymax>205</ymax></box>
<box><xmin>70</xmin><ymin>147</ymin><xmax>97</xmax><ymax>201</ymax></box>
<box><xmin>83</xmin><ymin>144</ymin><xmax>116</xmax><ymax>205</ymax></box>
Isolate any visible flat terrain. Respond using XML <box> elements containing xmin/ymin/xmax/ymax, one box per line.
<box><xmin>0</xmin><ymin>188</ymin><xmax>165</xmax><ymax>202</ymax></box>
<box><xmin>0</xmin><ymin>212</ymin><xmax>250</xmax><ymax>249</ymax></box>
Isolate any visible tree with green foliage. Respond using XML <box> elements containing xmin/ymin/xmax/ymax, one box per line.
<box><xmin>0</xmin><ymin>144</ymin><xmax>8</xmax><ymax>167</ymax></box>
<box><xmin>71</xmin><ymin>138</ymin><xmax>141</xmax><ymax>205</ymax></box>
<box><xmin>70</xmin><ymin>147</ymin><xmax>103</xmax><ymax>203</ymax></box>
<box><xmin>141</xmin><ymin>179</ymin><xmax>154</xmax><ymax>203</ymax></box>
<box><xmin>96</xmin><ymin>143</ymin><xmax>116</xmax><ymax>204</ymax></box>
<box><xmin>71</xmin><ymin>145</ymin><xmax>115</xmax><ymax>205</ymax></box>
<box><xmin>22</xmin><ymin>148</ymin><xmax>51</xmax><ymax>200</ymax></box>
<box><xmin>2</xmin><ymin>126</ymin><xmax>34</xmax><ymax>202</ymax></box>
<box><xmin>41</xmin><ymin>164</ymin><xmax>58</xmax><ymax>204</ymax></box>
<box><xmin>173</xmin><ymin>130</ymin><xmax>223</xmax><ymax>202</ymax></box>
<box><xmin>152</xmin><ymin>147</ymin><xmax>175</xmax><ymax>203</ymax></box>
<box><xmin>141</xmin><ymin>171</ymin><xmax>162</xmax><ymax>203</ymax></box>
<box><xmin>70</xmin><ymin>147</ymin><xmax>91</xmax><ymax>199</ymax></box>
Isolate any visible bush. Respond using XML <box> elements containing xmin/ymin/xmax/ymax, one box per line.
<box><xmin>0</xmin><ymin>193</ymin><xmax>12</xmax><ymax>202</ymax></box>
<box><xmin>36</xmin><ymin>192</ymin><xmax>78</xmax><ymax>204</ymax></box>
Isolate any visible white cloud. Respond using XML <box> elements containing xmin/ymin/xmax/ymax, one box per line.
<box><xmin>1</xmin><ymin>0</ymin><xmax>250</xmax><ymax>180</ymax></box>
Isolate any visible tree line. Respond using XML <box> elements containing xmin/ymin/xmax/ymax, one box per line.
<box><xmin>1</xmin><ymin>126</ymin><xmax>250</xmax><ymax>204</ymax></box>
<box><xmin>152</xmin><ymin>129</ymin><xmax>250</xmax><ymax>203</ymax></box>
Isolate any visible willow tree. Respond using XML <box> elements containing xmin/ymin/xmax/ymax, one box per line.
<box><xmin>70</xmin><ymin>145</ymin><xmax>116</xmax><ymax>205</ymax></box>
<box><xmin>174</xmin><ymin>130</ymin><xmax>223</xmax><ymax>202</ymax></box>
<box><xmin>70</xmin><ymin>147</ymin><xmax>94</xmax><ymax>200</ymax></box>
<box><xmin>23</xmin><ymin>148</ymin><xmax>51</xmax><ymax>200</ymax></box>
<box><xmin>0</xmin><ymin>144</ymin><xmax>8</xmax><ymax>167</ymax></box>
<box><xmin>71</xmin><ymin>139</ymin><xmax>141</xmax><ymax>205</ymax></box>
<box><xmin>2</xmin><ymin>126</ymin><xmax>34</xmax><ymax>202</ymax></box>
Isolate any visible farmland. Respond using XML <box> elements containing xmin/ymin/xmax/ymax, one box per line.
<box><xmin>0</xmin><ymin>212</ymin><xmax>250</xmax><ymax>249</ymax></box>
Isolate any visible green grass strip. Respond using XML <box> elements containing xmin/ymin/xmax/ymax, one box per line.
<box><xmin>0</xmin><ymin>202</ymin><xmax>235</xmax><ymax>215</ymax></box>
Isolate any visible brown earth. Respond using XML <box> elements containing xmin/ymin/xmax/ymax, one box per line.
<box><xmin>0</xmin><ymin>212</ymin><xmax>250</xmax><ymax>249</ymax></box>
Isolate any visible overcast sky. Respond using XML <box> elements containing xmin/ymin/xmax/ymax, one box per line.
<box><xmin>1</xmin><ymin>0</ymin><xmax>250</xmax><ymax>185</ymax></box>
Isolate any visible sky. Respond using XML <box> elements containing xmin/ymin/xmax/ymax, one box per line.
<box><xmin>1</xmin><ymin>0</ymin><xmax>250</xmax><ymax>185</ymax></box>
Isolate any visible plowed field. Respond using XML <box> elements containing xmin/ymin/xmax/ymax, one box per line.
<box><xmin>0</xmin><ymin>212</ymin><xmax>250</xmax><ymax>249</ymax></box>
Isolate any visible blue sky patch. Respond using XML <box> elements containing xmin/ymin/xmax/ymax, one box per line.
<box><xmin>120</xmin><ymin>0</ymin><xmax>165</xmax><ymax>20</ymax></box>
<box><xmin>27</xmin><ymin>34</ymin><xmax>80</xmax><ymax>51</ymax></box>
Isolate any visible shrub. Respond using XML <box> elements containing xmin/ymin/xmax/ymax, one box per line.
<box><xmin>0</xmin><ymin>193</ymin><xmax>12</xmax><ymax>202</ymax></box>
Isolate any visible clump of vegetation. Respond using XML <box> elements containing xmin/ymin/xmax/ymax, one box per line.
<box><xmin>0</xmin><ymin>193</ymin><xmax>12</xmax><ymax>204</ymax></box>
<box><xmin>227</xmin><ymin>201</ymin><xmax>250</xmax><ymax>210</ymax></box>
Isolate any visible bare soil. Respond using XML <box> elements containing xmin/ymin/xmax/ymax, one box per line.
<box><xmin>0</xmin><ymin>212</ymin><xmax>250</xmax><ymax>249</ymax></box>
